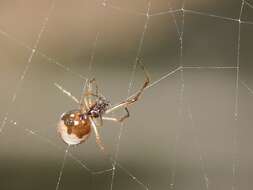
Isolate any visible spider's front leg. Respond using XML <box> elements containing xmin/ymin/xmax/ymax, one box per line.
<box><xmin>86</xmin><ymin>78</ymin><xmax>99</xmax><ymax>107</ymax></box>
<box><xmin>80</xmin><ymin>78</ymin><xmax>100</xmax><ymax>111</ymax></box>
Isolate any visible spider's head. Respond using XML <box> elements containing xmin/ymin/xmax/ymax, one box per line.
<box><xmin>98</xmin><ymin>97</ymin><xmax>110</xmax><ymax>107</ymax></box>
<box><xmin>88</xmin><ymin>98</ymin><xmax>110</xmax><ymax>117</ymax></box>
<box><xmin>97</xmin><ymin>97</ymin><xmax>110</xmax><ymax>111</ymax></box>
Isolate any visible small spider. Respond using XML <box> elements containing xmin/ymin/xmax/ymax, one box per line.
<box><xmin>58</xmin><ymin>60</ymin><xmax>150</xmax><ymax>151</ymax></box>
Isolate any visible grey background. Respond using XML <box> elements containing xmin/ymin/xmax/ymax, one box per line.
<box><xmin>0</xmin><ymin>0</ymin><xmax>253</xmax><ymax>190</ymax></box>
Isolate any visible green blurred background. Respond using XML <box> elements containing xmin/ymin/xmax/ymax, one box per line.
<box><xmin>0</xmin><ymin>0</ymin><xmax>253</xmax><ymax>189</ymax></box>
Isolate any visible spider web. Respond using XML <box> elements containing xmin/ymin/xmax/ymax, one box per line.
<box><xmin>0</xmin><ymin>0</ymin><xmax>253</xmax><ymax>189</ymax></box>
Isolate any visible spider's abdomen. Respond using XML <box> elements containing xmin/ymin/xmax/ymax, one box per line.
<box><xmin>58</xmin><ymin>109</ymin><xmax>91</xmax><ymax>145</ymax></box>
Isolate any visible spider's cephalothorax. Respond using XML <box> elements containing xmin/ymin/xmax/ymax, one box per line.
<box><xmin>58</xmin><ymin>109</ymin><xmax>91</xmax><ymax>145</ymax></box>
<box><xmin>87</xmin><ymin>98</ymin><xmax>110</xmax><ymax>118</ymax></box>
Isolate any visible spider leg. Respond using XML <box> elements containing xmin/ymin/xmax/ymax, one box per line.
<box><xmin>105</xmin><ymin>60</ymin><xmax>150</xmax><ymax>115</ymax></box>
<box><xmin>88</xmin><ymin>117</ymin><xmax>105</xmax><ymax>151</ymax></box>
<box><xmin>79</xmin><ymin>80</ymin><xmax>89</xmax><ymax>112</ymax></box>
<box><xmin>103</xmin><ymin>107</ymin><xmax>130</xmax><ymax>123</ymax></box>
<box><xmin>92</xmin><ymin>115</ymin><xmax>104</xmax><ymax>128</ymax></box>
<box><xmin>88</xmin><ymin>78</ymin><xmax>99</xmax><ymax>96</ymax></box>
<box><xmin>82</xmin><ymin>79</ymin><xmax>105</xmax><ymax>126</ymax></box>
<box><xmin>79</xmin><ymin>89</ymin><xmax>90</xmax><ymax>113</ymax></box>
<box><xmin>86</xmin><ymin>78</ymin><xmax>97</xmax><ymax>107</ymax></box>
<box><xmin>98</xmin><ymin>115</ymin><xmax>103</xmax><ymax>126</ymax></box>
<box><xmin>80</xmin><ymin>78</ymin><xmax>99</xmax><ymax>112</ymax></box>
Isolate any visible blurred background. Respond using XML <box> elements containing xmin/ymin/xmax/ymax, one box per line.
<box><xmin>0</xmin><ymin>0</ymin><xmax>253</xmax><ymax>189</ymax></box>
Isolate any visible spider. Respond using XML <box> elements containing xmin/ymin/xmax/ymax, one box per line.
<box><xmin>57</xmin><ymin>60</ymin><xmax>150</xmax><ymax>151</ymax></box>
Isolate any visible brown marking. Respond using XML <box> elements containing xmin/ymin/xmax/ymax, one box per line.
<box><xmin>66</xmin><ymin>113</ymin><xmax>91</xmax><ymax>139</ymax></box>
